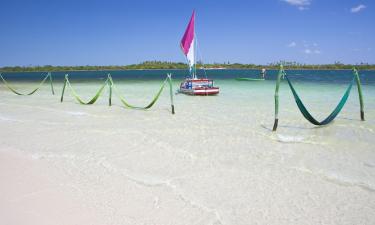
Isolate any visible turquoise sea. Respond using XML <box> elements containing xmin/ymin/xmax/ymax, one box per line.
<box><xmin>2</xmin><ymin>69</ymin><xmax>375</xmax><ymax>84</ymax></box>
<box><xmin>1</xmin><ymin>69</ymin><xmax>375</xmax><ymax>224</ymax></box>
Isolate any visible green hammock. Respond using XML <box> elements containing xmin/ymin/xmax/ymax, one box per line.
<box><xmin>60</xmin><ymin>73</ymin><xmax>175</xmax><ymax>114</ymax></box>
<box><xmin>0</xmin><ymin>72</ymin><xmax>54</xmax><ymax>95</ymax></box>
<box><xmin>61</xmin><ymin>74</ymin><xmax>108</xmax><ymax>105</ymax></box>
<box><xmin>108</xmin><ymin>75</ymin><xmax>168</xmax><ymax>110</ymax></box>
<box><xmin>285</xmin><ymin>75</ymin><xmax>354</xmax><ymax>125</ymax></box>
<box><xmin>272</xmin><ymin>65</ymin><xmax>364</xmax><ymax>131</ymax></box>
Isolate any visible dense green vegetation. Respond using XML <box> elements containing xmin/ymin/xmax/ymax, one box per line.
<box><xmin>1</xmin><ymin>61</ymin><xmax>374</xmax><ymax>72</ymax></box>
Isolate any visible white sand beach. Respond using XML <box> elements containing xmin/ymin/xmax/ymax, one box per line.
<box><xmin>1</xmin><ymin>80</ymin><xmax>375</xmax><ymax>225</ymax></box>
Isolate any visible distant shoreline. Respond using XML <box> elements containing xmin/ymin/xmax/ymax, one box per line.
<box><xmin>1</xmin><ymin>68</ymin><xmax>375</xmax><ymax>73</ymax></box>
<box><xmin>1</xmin><ymin>61</ymin><xmax>374</xmax><ymax>73</ymax></box>
<box><xmin>0</xmin><ymin>67</ymin><xmax>375</xmax><ymax>73</ymax></box>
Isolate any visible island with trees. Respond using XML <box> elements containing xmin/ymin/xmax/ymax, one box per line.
<box><xmin>1</xmin><ymin>60</ymin><xmax>374</xmax><ymax>72</ymax></box>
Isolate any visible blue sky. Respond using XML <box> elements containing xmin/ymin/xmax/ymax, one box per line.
<box><xmin>0</xmin><ymin>0</ymin><xmax>374</xmax><ymax>66</ymax></box>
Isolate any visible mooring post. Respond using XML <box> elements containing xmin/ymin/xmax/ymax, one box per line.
<box><xmin>48</xmin><ymin>72</ymin><xmax>55</xmax><ymax>95</ymax></box>
<box><xmin>168</xmin><ymin>73</ymin><xmax>175</xmax><ymax>114</ymax></box>
<box><xmin>60</xmin><ymin>74</ymin><xmax>68</xmax><ymax>102</ymax></box>
<box><xmin>273</xmin><ymin>65</ymin><xmax>284</xmax><ymax>131</ymax></box>
<box><xmin>353</xmin><ymin>68</ymin><xmax>365</xmax><ymax>121</ymax></box>
<box><xmin>108</xmin><ymin>73</ymin><xmax>112</xmax><ymax>106</ymax></box>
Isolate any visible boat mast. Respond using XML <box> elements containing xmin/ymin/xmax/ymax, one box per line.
<box><xmin>192</xmin><ymin>13</ymin><xmax>197</xmax><ymax>79</ymax></box>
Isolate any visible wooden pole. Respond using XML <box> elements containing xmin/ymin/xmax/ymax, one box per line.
<box><xmin>168</xmin><ymin>73</ymin><xmax>175</xmax><ymax>114</ymax></box>
<box><xmin>353</xmin><ymin>68</ymin><xmax>365</xmax><ymax>121</ymax></box>
<box><xmin>48</xmin><ymin>72</ymin><xmax>55</xmax><ymax>95</ymax></box>
<box><xmin>108</xmin><ymin>74</ymin><xmax>112</xmax><ymax>106</ymax></box>
<box><xmin>60</xmin><ymin>74</ymin><xmax>68</xmax><ymax>102</ymax></box>
<box><xmin>273</xmin><ymin>65</ymin><xmax>284</xmax><ymax>131</ymax></box>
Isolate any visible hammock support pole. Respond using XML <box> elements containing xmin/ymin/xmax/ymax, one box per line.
<box><xmin>167</xmin><ymin>73</ymin><xmax>175</xmax><ymax>114</ymax></box>
<box><xmin>353</xmin><ymin>68</ymin><xmax>365</xmax><ymax>121</ymax></box>
<box><xmin>108</xmin><ymin>74</ymin><xmax>112</xmax><ymax>106</ymax></box>
<box><xmin>272</xmin><ymin>65</ymin><xmax>285</xmax><ymax>131</ymax></box>
<box><xmin>60</xmin><ymin>74</ymin><xmax>68</xmax><ymax>102</ymax></box>
<box><xmin>48</xmin><ymin>72</ymin><xmax>55</xmax><ymax>95</ymax></box>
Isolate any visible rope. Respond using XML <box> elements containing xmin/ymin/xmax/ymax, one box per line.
<box><xmin>195</xmin><ymin>34</ymin><xmax>208</xmax><ymax>79</ymax></box>
<box><xmin>0</xmin><ymin>72</ymin><xmax>54</xmax><ymax>95</ymax></box>
<box><xmin>272</xmin><ymin>65</ymin><xmax>364</xmax><ymax>131</ymax></box>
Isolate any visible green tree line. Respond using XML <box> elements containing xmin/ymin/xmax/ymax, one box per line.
<box><xmin>1</xmin><ymin>60</ymin><xmax>374</xmax><ymax>72</ymax></box>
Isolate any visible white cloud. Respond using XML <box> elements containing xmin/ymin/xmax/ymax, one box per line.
<box><xmin>304</xmin><ymin>49</ymin><xmax>321</xmax><ymax>54</ymax></box>
<box><xmin>301</xmin><ymin>41</ymin><xmax>321</xmax><ymax>54</ymax></box>
<box><xmin>282</xmin><ymin>0</ymin><xmax>311</xmax><ymax>10</ymax></box>
<box><xmin>287</xmin><ymin>42</ymin><xmax>297</xmax><ymax>47</ymax></box>
<box><xmin>354</xmin><ymin>48</ymin><xmax>372</xmax><ymax>52</ymax></box>
<box><xmin>351</xmin><ymin>4</ymin><xmax>366</xmax><ymax>13</ymax></box>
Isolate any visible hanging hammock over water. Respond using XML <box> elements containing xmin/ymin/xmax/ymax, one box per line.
<box><xmin>0</xmin><ymin>72</ymin><xmax>174</xmax><ymax>114</ymax></box>
<box><xmin>285</xmin><ymin>75</ymin><xmax>354</xmax><ymax>126</ymax></box>
<box><xmin>0</xmin><ymin>72</ymin><xmax>55</xmax><ymax>95</ymax></box>
<box><xmin>60</xmin><ymin>74</ymin><xmax>108</xmax><ymax>105</ymax></box>
<box><xmin>108</xmin><ymin>75</ymin><xmax>168</xmax><ymax>110</ymax></box>
<box><xmin>272</xmin><ymin>65</ymin><xmax>364</xmax><ymax>131</ymax></box>
<box><xmin>60</xmin><ymin>73</ymin><xmax>175</xmax><ymax>114</ymax></box>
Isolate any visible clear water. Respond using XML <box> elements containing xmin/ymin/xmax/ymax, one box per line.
<box><xmin>1</xmin><ymin>69</ymin><xmax>375</xmax><ymax>224</ymax></box>
<box><xmin>2</xmin><ymin>69</ymin><xmax>375</xmax><ymax>85</ymax></box>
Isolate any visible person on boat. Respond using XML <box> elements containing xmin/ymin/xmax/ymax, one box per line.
<box><xmin>261</xmin><ymin>68</ymin><xmax>266</xmax><ymax>79</ymax></box>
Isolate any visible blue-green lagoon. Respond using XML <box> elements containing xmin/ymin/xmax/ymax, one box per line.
<box><xmin>1</xmin><ymin>69</ymin><xmax>375</xmax><ymax>225</ymax></box>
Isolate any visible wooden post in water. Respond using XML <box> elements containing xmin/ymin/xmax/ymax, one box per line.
<box><xmin>272</xmin><ymin>65</ymin><xmax>284</xmax><ymax>131</ymax></box>
<box><xmin>48</xmin><ymin>72</ymin><xmax>55</xmax><ymax>95</ymax></box>
<box><xmin>60</xmin><ymin>74</ymin><xmax>68</xmax><ymax>102</ymax></box>
<box><xmin>353</xmin><ymin>68</ymin><xmax>365</xmax><ymax>121</ymax></box>
<box><xmin>168</xmin><ymin>73</ymin><xmax>175</xmax><ymax>114</ymax></box>
<box><xmin>108</xmin><ymin>74</ymin><xmax>112</xmax><ymax>106</ymax></box>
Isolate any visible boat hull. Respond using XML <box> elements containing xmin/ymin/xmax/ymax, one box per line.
<box><xmin>179</xmin><ymin>87</ymin><xmax>219</xmax><ymax>95</ymax></box>
<box><xmin>179</xmin><ymin>78</ymin><xmax>219</xmax><ymax>96</ymax></box>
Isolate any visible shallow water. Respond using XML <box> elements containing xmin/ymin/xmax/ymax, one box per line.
<box><xmin>1</xmin><ymin>69</ymin><xmax>375</xmax><ymax>224</ymax></box>
<box><xmin>2</xmin><ymin>68</ymin><xmax>375</xmax><ymax>84</ymax></box>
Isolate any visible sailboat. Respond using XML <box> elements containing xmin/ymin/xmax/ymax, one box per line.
<box><xmin>178</xmin><ymin>11</ymin><xmax>219</xmax><ymax>96</ymax></box>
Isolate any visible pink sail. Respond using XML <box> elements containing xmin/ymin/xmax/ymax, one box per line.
<box><xmin>180</xmin><ymin>11</ymin><xmax>195</xmax><ymax>70</ymax></box>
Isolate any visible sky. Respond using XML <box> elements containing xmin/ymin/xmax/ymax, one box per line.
<box><xmin>0</xmin><ymin>0</ymin><xmax>374</xmax><ymax>66</ymax></box>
